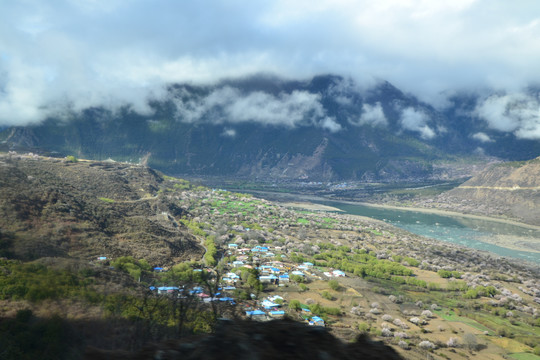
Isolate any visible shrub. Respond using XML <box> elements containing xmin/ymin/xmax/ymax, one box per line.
<box><xmin>447</xmin><ymin>337</ymin><xmax>459</xmax><ymax>347</ymax></box>
<box><xmin>463</xmin><ymin>333</ymin><xmax>479</xmax><ymax>351</ymax></box>
<box><xmin>321</xmin><ymin>290</ymin><xmax>334</xmax><ymax>300</ymax></box>
<box><xmin>418</xmin><ymin>340</ymin><xmax>435</xmax><ymax>350</ymax></box>
<box><xmin>289</xmin><ymin>299</ymin><xmax>301</xmax><ymax>311</ymax></box>
<box><xmin>398</xmin><ymin>340</ymin><xmax>409</xmax><ymax>350</ymax></box>
<box><xmin>328</xmin><ymin>279</ymin><xmax>341</xmax><ymax>291</ymax></box>
<box><xmin>358</xmin><ymin>322</ymin><xmax>370</xmax><ymax>333</ymax></box>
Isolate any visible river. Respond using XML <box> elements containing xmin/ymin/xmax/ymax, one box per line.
<box><xmin>317</xmin><ymin>200</ymin><xmax>540</xmax><ymax>265</ymax></box>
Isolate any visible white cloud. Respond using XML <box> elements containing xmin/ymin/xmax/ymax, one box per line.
<box><xmin>352</xmin><ymin>102</ymin><xmax>387</xmax><ymax>127</ymax></box>
<box><xmin>400</xmin><ymin>107</ymin><xmax>436</xmax><ymax>139</ymax></box>
<box><xmin>471</xmin><ymin>132</ymin><xmax>493</xmax><ymax>142</ymax></box>
<box><xmin>173</xmin><ymin>87</ymin><xmax>339</xmax><ymax>131</ymax></box>
<box><xmin>475</xmin><ymin>93</ymin><xmax>540</xmax><ymax>139</ymax></box>
<box><xmin>221</xmin><ymin>128</ymin><xmax>236</xmax><ymax>137</ymax></box>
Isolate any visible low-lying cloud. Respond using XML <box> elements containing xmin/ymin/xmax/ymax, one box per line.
<box><xmin>400</xmin><ymin>107</ymin><xmax>436</xmax><ymax>139</ymax></box>
<box><xmin>475</xmin><ymin>93</ymin><xmax>540</xmax><ymax>140</ymax></box>
<box><xmin>173</xmin><ymin>87</ymin><xmax>341</xmax><ymax>132</ymax></box>
<box><xmin>352</xmin><ymin>102</ymin><xmax>388</xmax><ymax>127</ymax></box>
<box><xmin>471</xmin><ymin>132</ymin><xmax>494</xmax><ymax>143</ymax></box>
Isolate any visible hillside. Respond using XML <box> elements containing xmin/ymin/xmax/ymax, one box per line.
<box><xmin>2</xmin><ymin>75</ymin><xmax>539</xmax><ymax>182</ymax></box>
<box><xmin>417</xmin><ymin>157</ymin><xmax>540</xmax><ymax>226</ymax></box>
<box><xmin>0</xmin><ymin>153</ymin><xmax>203</xmax><ymax>264</ymax></box>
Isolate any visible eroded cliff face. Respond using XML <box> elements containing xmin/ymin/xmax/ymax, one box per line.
<box><xmin>421</xmin><ymin>158</ymin><xmax>540</xmax><ymax>225</ymax></box>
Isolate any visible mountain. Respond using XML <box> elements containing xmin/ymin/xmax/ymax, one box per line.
<box><xmin>0</xmin><ymin>153</ymin><xmax>203</xmax><ymax>264</ymax></box>
<box><xmin>1</xmin><ymin>75</ymin><xmax>539</xmax><ymax>181</ymax></box>
<box><xmin>417</xmin><ymin>157</ymin><xmax>540</xmax><ymax>225</ymax></box>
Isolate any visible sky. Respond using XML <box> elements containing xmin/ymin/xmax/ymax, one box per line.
<box><xmin>1</xmin><ymin>0</ymin><xmax>540</xmax><ymax>138</ymax></box>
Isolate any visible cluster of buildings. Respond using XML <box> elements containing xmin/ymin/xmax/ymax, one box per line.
<box><xmin>146</xmin><ymin>242</ymin><xmax>345</xmax><ymax>326</ymax></box>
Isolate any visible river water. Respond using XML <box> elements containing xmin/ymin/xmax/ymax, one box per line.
<box><xmin>317</xmin><ymin>201</ymin><xmax>540</xmax><ymax>265</ymax></box>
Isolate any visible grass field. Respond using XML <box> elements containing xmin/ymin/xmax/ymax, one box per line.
<box><xmin>508</xmin><ymin>353</ymin><xmax>540</xmax><ymax>360</ymax></box>
<box><xmin>435</xmin><ymin>310</ymin><xmax>494</xmax><ymax>334</ymax></box>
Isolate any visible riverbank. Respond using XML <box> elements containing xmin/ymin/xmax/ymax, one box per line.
<box><xmin>275</xmin><ymin>192</ymin><xmax>540</xmax><ymax>232</ymax></box>
<box><xmin>277</xmin><ymin>195</ymin><xmax>540</xmax><ymax>258</ymax></box>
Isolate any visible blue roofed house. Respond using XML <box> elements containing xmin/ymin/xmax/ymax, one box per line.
<box><xmin>259</xmin><ymin>274</ymin><xmax>278</xmax><ymax>284</ymax></box>
<box><xmin>245</xmin><ymin>309</ymin><xmax>267</xmax><ymax>321</ymax></box>
<box><xmin>261</xmin><ymin>299</ymin><xmax>280</xmax><ymax>309</ymax></box>
<box><xmin>269</xmin><ymin>310</ymin><xmax>285</xmax><ymax>318</ymax></box>
<box><xmin>332</xmin><ymin>270</ymin><xmax>346</xmax><ymax>277</ymax></box>
<box><xmin>157</xmin><ymin>286</ymin><xmax>180</xmax><ymax>295</ymax></box>
<box><xmin>309</xmin><ymin>316</ymin><xmax>325</xmax><ymax>326</ymax></box>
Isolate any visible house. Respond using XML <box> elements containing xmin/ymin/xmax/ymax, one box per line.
<box><xmin>97</xmin><ymin>256</ymin><xmax>107</xmax><ymax>261</ymax></box>
<box><xmin>309</xmin><ymin>316</ymin><xmax>325</xmax><ymax>327</ymax></box>
<box><xmin>278</xmin><ymin>274</ymin><xmax>290</xmax><ymax>283</ymax></box>
<box><xmin>291</xmin><ymin>270</ymin><xmax>305</xmax><ymax>277</ymax></box>
<box><xmin>232</xmin><ymin>260</ymin><xmax>245</xmax><ymax>268</ymax></box>
<box><xmin>153</xmin><ymin>267</ymin><xmax>164</xmax><ymax>272</ymax></box>
<box><xmin>261</xmin><ymin>299</ymin><xmax>280</xmax><ymax>309</ymax></box>
<box><xmin>259</xmin><ymin>275</ymin><xmax>278</xmax><ymax>284</ymax></box>
<box><xmin>303</xmin><ymin>262</ymin><xmax>314</xmax><ymax>267</ymax></box>
<box><xmin>157</xmin><ymin>286</ymin><xmax>180</xmax><ymax>295</ymax></box>
<box><xmin>268</xmin><ymin>295</ymin><xmax>284</xmax><ymax>302</ymax></box>
<box><xmin>269</xmin><ymin>310</ymin><xmax>285</xmax><ymax>318</ymax></box>
<box><xmin>332</xmin><ymin>270</ymin><xmax>346</xmax><ymax>277</ymax></box>
<box><xmin>228</xmin><ymin>243</ymin><xmax>239</xmax><ymax>249</ymax></box>
<box><xmin>245</xmin><ymin>309</ymin><xmax>267</xmax><ymax>321</ymax></box>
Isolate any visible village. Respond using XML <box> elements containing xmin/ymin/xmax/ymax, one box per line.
<box><xmin>147</xmin><ymin>241</ymin><xmax>349</xmax><ymax>328</ymax></box>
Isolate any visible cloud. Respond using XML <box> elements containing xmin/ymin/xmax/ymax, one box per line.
<box><xmin>173</xmin><ymin>87</ymin><xmax>340</xmax><ymax>131</ymax></box>
<box><xmin>471</xmin><ymin>132</ymin><xmax>494</xmax><ymax>143</ymax></box>
<box><xmin>351</xmin><ymin>102</ymin><xmax>387</xmax><ymax>127</ymax></box>
<box><xmin>400</xmin><ymin>107</ymin><xmax>436</xmax><ymax>139</ymax></box>
<box><xmin>221</xmin><ymin>128</ymin><xmax>236</xmax><ymax>138</ymax></box>
<box><xmin>1</xmin><ymin>0</ymin><xmax>540</xmax><ymax>126</ymax></box>
<box><xmin>475</xmin><ymin>93</ymin><xmax>540</xmax><ymax>139</ymax></box>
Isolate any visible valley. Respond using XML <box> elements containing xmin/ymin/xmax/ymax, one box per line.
<box><xmin>1</xmin><ymin>153</ymin><xmax>539</xmax><ymax>359</ymax></box>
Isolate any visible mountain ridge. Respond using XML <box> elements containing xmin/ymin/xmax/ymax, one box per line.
<box><xmin>1</xmin><ymin>74</ymin><xmax>539</xmax><ymax>182</ymax></box>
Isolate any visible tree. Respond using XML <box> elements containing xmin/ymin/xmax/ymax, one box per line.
<box><xmin>289</xmin><ymin>299</ymin><xmax>301</xmax><ymax>311</ymax></box>
<box><xmin>328</xmin><ymin>279</ymin><xmax>340</xmax><ymax>291</ymax></box>
<box><xmin>463</xmin><ymin>333</ymin><xmax>479</xmax><ymax>351</ymax></box>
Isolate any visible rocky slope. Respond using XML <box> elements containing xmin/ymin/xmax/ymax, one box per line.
<box><xmin>417</xmin><ymin>157</ymin><xmax>540</xmax><ymax>225</ymax></box>
<box><xmin>0</xmin><ymin>153</ymin><xmax>203</xmax><ymax>264</ymax></box>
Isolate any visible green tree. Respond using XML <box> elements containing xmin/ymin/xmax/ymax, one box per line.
<box><xmin>289</xmin><ymin>299</ymin><xmax>301</xmax><ymax>311</ymax></box>
<box><xmin>328</xmin><ymin>279</ymin><xmax>341</xmax><ymax>291</ymax></box>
